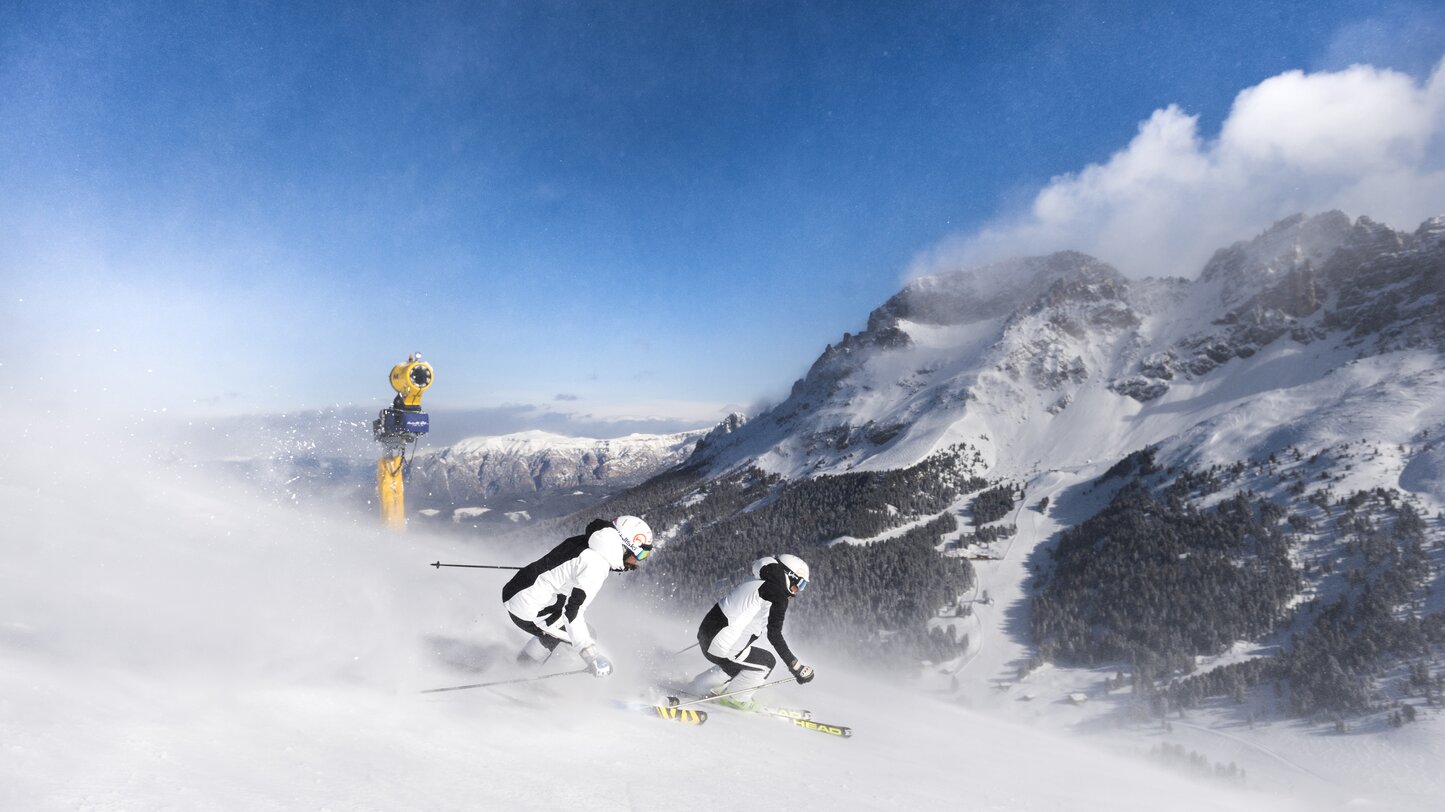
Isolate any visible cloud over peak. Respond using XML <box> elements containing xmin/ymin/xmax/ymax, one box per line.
<box><xmin>914</xmin><ymin>59</ymin><xmax>1445</xmax><ymax>281</ymax></box>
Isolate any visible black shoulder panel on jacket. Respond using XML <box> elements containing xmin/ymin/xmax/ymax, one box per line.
<box><xmin>501</xmin><ymin>534</ymin><xmax>590</xmax><ymax>602</ymax></box>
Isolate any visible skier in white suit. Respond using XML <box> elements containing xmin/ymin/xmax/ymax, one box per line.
<box><xmin>502</xmin><ymin>515</ymin><xmax>655</xmax><ymax>677</ymax></box>
<box><xmin>687</xmin><ymin>554</ymin><xmax>815</xmax><ymax>710</ymax></box>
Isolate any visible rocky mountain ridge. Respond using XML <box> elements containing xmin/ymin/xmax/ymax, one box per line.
<box><xmin>1112</xmin><ymin>213</ymin><xmax>1445</xmax><ymax>402</ymax></box>
<box><xmin>408</xmin><ymin>429</ymin><xmax>706</xmax><ymax>516</ymax></box>
<box><xmin>682</xmin><ymin>211</ymin><xmax>1445</xmax><ymax>488</ymax></box>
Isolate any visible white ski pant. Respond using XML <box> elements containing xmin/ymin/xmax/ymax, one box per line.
<box><xmin>691</xmin><ymin>642</ymin><xmax>776</xmax><ymax>701</ymax></box>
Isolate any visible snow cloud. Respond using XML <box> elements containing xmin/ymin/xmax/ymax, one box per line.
<box><xmin>913</xmin><ymin>59</ymin><xmax>1445</xmax><ymax>280</ymax></box>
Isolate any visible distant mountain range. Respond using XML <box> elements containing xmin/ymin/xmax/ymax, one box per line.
<box><xmin>406</xmin><ymin>209</ymin><xmax>1445</xmax><ymax>537</ymax></box>
<box><xmin>244</xmin><ymin>210</ymin><xmax>1444</xmax><ymax>540</ymax></box>
<box><xmin>407</xmin><ymin>429</ymin><xmax>706</xmax><ymax>524</ymax></box>
<box><xmin>683</xmin><ymin>210</ymin><xmax>1445</xmax><ymax>489</ymax></box>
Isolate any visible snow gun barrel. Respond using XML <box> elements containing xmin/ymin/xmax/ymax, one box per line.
<box><xmin>430</xmin><ymin>561</ymin><xmax>523</xmax><ymax>570</ymax></box>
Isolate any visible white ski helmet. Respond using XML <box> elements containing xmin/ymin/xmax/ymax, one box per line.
<box><xmin>776</xmin><ymin>553</ymin><xmax>810</xmax><ymax>594</ymax></box>
<box><xmin>614</xmin><ymin>515</ymin><xmax>655</xmax><ymax>560</ymax></box>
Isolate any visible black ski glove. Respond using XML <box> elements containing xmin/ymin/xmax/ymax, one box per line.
<box><xmin>789</xmin><ymin>660</ymin><xmax>815</xmax><ymax>684</ymax></box>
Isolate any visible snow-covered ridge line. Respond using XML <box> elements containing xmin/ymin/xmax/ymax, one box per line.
<box><xmin>438</xmin><ymin>428</ymin><xmax>707</xmax><ymax>455</ymax></box>
<box><xmin>683</xmin><ymin>210</ymin><xmax>1445</xmax><ymax>493</ymax></box>
<box><xmin>410</xmin><ymin>427</ymin><xmax>710</xmax><ymax>507</ymax></box>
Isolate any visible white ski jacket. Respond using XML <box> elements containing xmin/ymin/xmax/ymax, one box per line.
<box><xmin>701</xmin><ymin>560</ymin><xmax>798</xmax><ymax>666</ymax></box>
<box><xmin>502</xmin><ymin>524</ymin><xmax>627</xmax><ymax>651</ymax></box>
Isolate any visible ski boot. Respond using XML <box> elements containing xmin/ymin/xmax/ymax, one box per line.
<box><xmin>717</xmin><ymin>695</ymin><xmax>759</xmax><ymax>712</ymax></box>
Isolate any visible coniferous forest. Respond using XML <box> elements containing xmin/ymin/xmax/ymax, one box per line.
<box><xmin>1032</xmin><ymin>446</ymin><xmax>1445</xmax><ymax>719</ymax></box>
<box><xmin>585</xmin><ymin>445</ymin><xmax>985</xmax><ymax>668</ymax></box>
<box><xmin>1031</xmin><ymin>482</ymin><xmax>1300</xmax><ymax>670</ymax></box>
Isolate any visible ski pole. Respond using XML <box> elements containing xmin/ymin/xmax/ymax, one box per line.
<box><xmin>430</xmin><ymin>561</ymin><xmax>523</xmax><ymax>570</ymax></box>
<box><xmin>668</xmin><ymin>677</ymin><xmax>798</xmax><ymax>709</ymax></box>
<box><xmin>672</xmin><ymin>642</ymin><xmax>699</xmax><ymax>655</ymax></box>
<box><xmin>419</xmin><ymin>667</ymin><xmax>591</xmax><ymax>694</ymax></box>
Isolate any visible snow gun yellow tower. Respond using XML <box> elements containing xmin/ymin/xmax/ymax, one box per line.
<box><xmin>372</xmin><ymin>353</ymin><xmax>434</xmax><ymax>530</ymax></box>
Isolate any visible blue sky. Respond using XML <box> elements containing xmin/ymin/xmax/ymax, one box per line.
<box><xmin>3</xmin><ymin>1</ymin><xmax>1443</xmax><ymax>434</ymax></box>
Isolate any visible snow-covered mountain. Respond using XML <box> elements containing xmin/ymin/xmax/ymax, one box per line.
<box><xmin>408</xmin><ymin>429</ymin><xmax>706</xmax><ymax>521</ymax></box>
<box><xmin>585</xmin><ymin>211</ymin><xmax>1445</xmax><ymax>797</ymax></box>
<box><xmin>686</xmin><ymin>211</ymin><xmax>1445</xmax><ymax>503</ymax></box>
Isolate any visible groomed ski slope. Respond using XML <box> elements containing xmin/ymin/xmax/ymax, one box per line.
<box><xmin>0</xmin><ymin>423</ymin><xmax>1331</xmax><ymax>811</ymax></box>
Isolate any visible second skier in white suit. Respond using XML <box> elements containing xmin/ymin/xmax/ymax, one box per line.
<box><xmin>687</xmin><ymin>554</ymin><xmax>815</xmax><ymax>710</ymax></box>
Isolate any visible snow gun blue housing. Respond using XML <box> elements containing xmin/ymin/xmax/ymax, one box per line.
<box><xmin>374</xmin><ymin>407</ymin><xmax>430</xmax><ymax>441</ymax></box>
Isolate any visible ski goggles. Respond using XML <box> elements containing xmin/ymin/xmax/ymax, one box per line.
<box><xmin>786</xmin><ymin>571</ymin><xmax>809</xmax><ymax>593</ymax></box>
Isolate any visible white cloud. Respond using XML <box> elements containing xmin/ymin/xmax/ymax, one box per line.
<box><xmin>1222</xmin><ymin>65</ymin><xmax>1433</xmax><ymax>171</ymax></box>
<box><xmin>914</xmin><ymin>58</ymin><xmax>1445</xmax><ymax>280</ymax></box>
